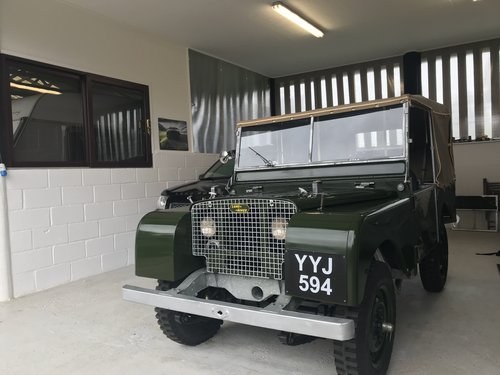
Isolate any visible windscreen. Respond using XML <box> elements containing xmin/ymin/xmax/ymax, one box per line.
<box><xmin>312</xmin><ymin>106</ymin><xmax>405</xmax><ymax>163</ymax></box>
<box><xmin>238</xmin><ymin>118</ymin><xmax>311</xmax><ymax>169</ymax></box>
<box><xmin>238</xmin><ymin>105</ymin><xmax>405</xmax><ymax>170</ymax></box>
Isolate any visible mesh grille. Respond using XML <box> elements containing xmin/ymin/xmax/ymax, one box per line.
<box><xmin>191</xmin><ymin>198</ymin><xmax>297</xmax><ymax>280</ymax></box>
<box><xmin>169</xmin><ymin>202</ymin><xmax>190</xmax><ymax>208</ymax></box>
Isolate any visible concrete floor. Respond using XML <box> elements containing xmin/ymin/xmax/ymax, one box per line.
<box><xmin>1</xmin><ymin>230</ymin><xmax>499</xmax><ymax>375</ymax></box>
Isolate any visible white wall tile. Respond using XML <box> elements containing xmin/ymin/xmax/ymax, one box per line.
<box><xmin>7</xmin><ymin>189</ymin><xmax>22</xmax><ymax>210</ymax></box>
<box><xmin>48</xmin><ymin>169</ymin><xmax>82</xmax><ymax>187</ymax></box>
<box><xmin>10</xmin><ymin>230</ymin><xmax>32</xmax><ymax>253</ymax></box>
<box><xmin>145</xmin><ymin>182</ymin><xmax>167</xmax><ymax>197</ymax></box>
<box><xmin>82</xmin><ymin>169</ymin><xmax>111</xmax><ymax>186</ymax></box>
<box><xmin>113</xmin><ymin>199</ymin><xmax>138</xmax><ymax>217</ymax></box>
<box><xmin>121</xmin><ymin>183</ymin><xmax>145</xmax><ymax>199</ymax></box>
<box><xmin>12</xmin><ymin>247</ymin><xmax>53</xmax><ymax>274</ymax></box>
<box><xmin>53</xmin><ymin>242</ymin><xmax>85</xmax><ymax>264</ymax></box>
<box><xmin>12</xmin><ymin>271</ymin><xmax>36</xmax><ymax>298</ymax></box>
<box><xmin>158</xmin><ymin>167</ymin><xmax>179</xmax><ymax>181</ymax></box>
<box><xmin>68</xmin><ymin>221</ymin><xmax>99</xmax><ymax>242</ymax></box>
<box><xmin>114</xmin><ymin>231</ymin><xmax>135</xmax><ymax>251</ymax></box>
<box><xmin>167</xmin><ymin>181</ymin><xmax>186</xmax><ymax>189</ymax></box>
<box><xmin>84</xmin><ymin>202</ymin><xmax>113</xmax><ymax>221</ymax></box>
<box><xmin>153</xmin><ymin>152</ymin><xmax>167</xmax><ymax>167</ymax></box>
<box><xmin>136</xmin><ymin>168</ymin><xmax>159</xmax><ymax>183</ymax></box>
<box><xmin>6</xmin><ymin>170</ymin><xmax>48</xmax><ymax>190</ymax></box>
<box><xmin>94</xmin><ymin>184</ymin><xmax>121</xmax><ymax>202</ymax></box>
<box><xmin>24</xmin><ymin>188</ymin><xmax>62</xmax><ymax>209</ymax></box>
<box><xmin>32</xmin><ymin>225</ymin><xmax>68</xmax><ymax>248</ymax></box>
<box><xmin>86</xmin><ymin>236</ymin><xmax>114</xmax><ymax>257</ymax></box>
<box><xmin>51</xmin><ymin>204</ymin><xmax>84</xmax><ymax>225</ymax></box>
<box><xmin>127</xmin><ymin>248</ymin><xmax>135</xmax><ymax>265</ymax></box>
<box><xmin>138</xmin><ymin>198</ymin><xmax>157</xmax><ymax>215</ymax></box>
<box><xmin>102</xmin><ymin>250</ymin><xmax>128</xmax><ymax>272</ymax></box>
<box><xmin>185</xmin><ymin>153</ymin><xmax>217</xmax><ymax>169</ymax></box>
<box><xmin>35</xmin><ymin>264</ymin><xmax>71</xmax><ymax>290</ymax></box>
<box><xmin>71</xmin><ymin>257</ymin><xmax>102</xmax><ymax>280</ymax></box>
<box><xmin>62</xmin><ymin>186</ymin><xmax>94</xmax><ymax>205</ymax></box>
<box><xmin>111</xmin><ymin>169</ymin><xmax>136</xmax><ymax>184</ymax></box>
<box><xmin>125</xmin><ymin>214</ymin><xmax>143</xmax><ymax>231</ymax></box>
<box><xmin>9</xmin><ymin>209</ymin><xmax>50</xmax><ymax>231</ymax></box>
<box><xmin>162</xmin><ymin>152</ymin><xmax>187</xmax><ymax>168</ymax></box>
<box><xmin>178</xmin><ymin>168</ymin><xmax>196</xmax><ymax>181</ymax></box>
<box><xmin>99</xmin><ymin>217</ymin><xmax>127</xmax><ymax>236</ymax></box>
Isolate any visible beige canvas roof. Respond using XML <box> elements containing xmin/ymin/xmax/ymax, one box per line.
<box><xmin>238</xmin><ymin>95</ymin><xmax>455</xmax><ymax>188</ymax></box>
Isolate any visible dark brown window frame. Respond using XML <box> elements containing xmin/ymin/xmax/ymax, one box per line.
<box><xmin>0</xmin><ymin>54</ymin><xmax>152</xmax><ymax>168</ymax></box>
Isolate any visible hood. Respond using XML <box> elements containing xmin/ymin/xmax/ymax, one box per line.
<box><xmin>161</xmin><ymin>178</ymin><xmax>228</xmax><ymax>196</ymax></box>
<box><xmin>287</xmin><ymin>189</ymin><xmax>398</xmax><ymax>213</ymax></box>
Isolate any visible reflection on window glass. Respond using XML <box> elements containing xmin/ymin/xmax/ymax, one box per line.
<box><xmin>9</xmin><ymin>62</ymin><xmax>85</xmax><ymax>163</ymax></box>
<box><xmin>91</xmin><ymin>83</ymin><xmax>146</xmax><ymax>162</ymax></box>
<box><xmin>312</xmin><ymin>106</ymin><xmax>405</xmax><ymax>163</ymax></box>
<box><xmin>239</xmin><ymin>118</ymin><xmax>310</xmax><ymax>168</ymax></box>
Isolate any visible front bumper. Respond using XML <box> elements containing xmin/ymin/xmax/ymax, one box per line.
<box><xmin>122</xmin><ymin>274</ymin><xmax>355</xmax><ymax>341</ymax></box>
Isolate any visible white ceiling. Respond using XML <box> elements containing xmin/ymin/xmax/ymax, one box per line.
<box><xmin>61</xmin><ymin>0</ymin><xmax>500</xmax><ymax>78</ymax></box>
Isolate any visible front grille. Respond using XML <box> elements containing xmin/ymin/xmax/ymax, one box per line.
<box><xmin>191</xmin><ymin>198</ymin><xmax>297</xmax><ymax>280</ymax></box>
<box><xmin>169</xmin><ymin>202</ymin><xmax>190</xmax><ymax>208</ymax></box>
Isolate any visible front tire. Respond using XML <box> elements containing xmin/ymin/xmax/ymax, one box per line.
<box><xmin>154</xmin><ymin>280</ymin><xmax>222</xmax><ymax>346</ymax></box>
<box><xmin>419</xmin><ymin>223</ymin><xmax>448</xmax><ymax>292</ymax></box>
<box><xmin>334</xmin><ymin>262</ymin><xmax>396</xmax><ymax>375</ymax></box>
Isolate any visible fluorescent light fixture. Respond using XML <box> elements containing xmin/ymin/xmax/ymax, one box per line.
<box><xmin>10</xmin><ymin>82</ymin><xmax>61</xmax><ymax>95</ymax></box>
<box><xmin>272</xmin><ymin>1</ymin><xmax>324</xmax><ymax>38</ymax></box>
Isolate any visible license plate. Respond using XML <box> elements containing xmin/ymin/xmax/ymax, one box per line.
<box><xmin>285</xmin><ymin>250</ymin><xmax>347</xmax><ymax>303</ymax></box>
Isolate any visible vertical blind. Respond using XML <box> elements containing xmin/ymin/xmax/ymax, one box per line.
<box><xmin>189</xmin><ymin>50</ymin><xmax>271</xmax><ymax>153</ymax></box>
<box><xmin>276</xmin><ymin>38</ymin><xmax>500</xmax><ymax>141</ymax></box>
<box><xmin>421</xmin><ymin>38</ymin><xmax>500</xmax><ymax>140</ymax></box>
<box><xmin>274</xmin><ymin>57</ymin><xmax>403</xmax><ymax>115</ymax></box>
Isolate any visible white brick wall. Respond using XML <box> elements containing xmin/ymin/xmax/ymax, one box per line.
<box><xmin>5</xmin><ymin>151</ymin><xmax>217</xmax><ymax>297</ymax></box>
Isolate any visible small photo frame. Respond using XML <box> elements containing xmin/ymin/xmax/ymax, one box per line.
<box><xmin>158</xmin><ymin>118</ymin><xmax>188</xmax><ymax>151</ymax></box>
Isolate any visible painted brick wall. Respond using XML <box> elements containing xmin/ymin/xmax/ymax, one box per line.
<box><xmin>6</xmin><ymin>151</ymin><xmax>217</xmax><ymax>297</ymax></box>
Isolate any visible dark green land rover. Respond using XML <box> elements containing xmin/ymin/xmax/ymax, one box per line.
<box><xmin>123</xmin><ymin>95</ymin><xmax>455</xmax><ymax>375</ymax></box>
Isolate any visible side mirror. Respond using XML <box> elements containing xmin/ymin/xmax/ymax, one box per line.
<box><xmin>219</xmin><ymin>150</ymin><xmax>233</xmax><ymax>164</ymax></box>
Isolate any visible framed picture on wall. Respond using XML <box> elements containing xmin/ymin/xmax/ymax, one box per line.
<box><xmin>158</xmin><ymin>118</ymin><xmax>188</xmax><ymax>151</ymax></box>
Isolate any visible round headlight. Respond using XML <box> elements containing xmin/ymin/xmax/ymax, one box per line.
<box><xmin>271</xmin><ymin>218</ymin><xmax>287</xmax><ymax>240</ymax></box>
<box><xmin>200</xmin><ymin>217</ymin><xmax>216</xmax><ymax>237</ymax></box>
<box><xmin>157</xmin><ymin>195</ymin><xmax>168</xmax><ymax>209</ymax></box>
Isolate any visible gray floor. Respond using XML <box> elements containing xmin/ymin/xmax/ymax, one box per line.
<box><xmin>1</xmin><ymin>230</ymin><xmax>499</xmax><ymax>375</ymax></box>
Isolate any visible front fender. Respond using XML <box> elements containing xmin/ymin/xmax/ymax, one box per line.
<box><xmin>286</xmin><ymin>212</ymin><xmax>362</xmax><ymax>305</ymax></box>
<box><xmin>135</xmin><ymin>209</ymin><xmax>203</xmax><ymax>281</ymax></box>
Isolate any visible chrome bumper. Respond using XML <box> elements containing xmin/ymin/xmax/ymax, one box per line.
<box><xmin>122</xmin><ymin>284</ymin><xmax>355</xmax><ymax>341</ymax></box>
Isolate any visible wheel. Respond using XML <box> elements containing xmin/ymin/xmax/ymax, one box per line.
<box><xmin>334</xmin><ymin>262</ymin><xmax>396</xmax><ymax>375</ymax></box>
<box><xmin>154</xmin><ymin>280</ymin><xmax>222</xmax><ymax>346</ymax></box>
<box><xmin>419</xmin><ymin>222</ymin><xmax>448</xmax><ymax>292</ymax></box>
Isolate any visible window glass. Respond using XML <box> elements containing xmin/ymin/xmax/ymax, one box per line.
<box><xmin>2</xmin><ymin>55</ymin><xmax>152</xmax><ymax>168</ymax></box>
<box><xmin>239</xmin><ymin>118</ymin><xmax>310</xmax><ymax>169</ymax></box>
<box><xmin>312</xmin><ymin>106</ymin><xmax>405</xmax><ymax>163</ymax></box>
<box><xmin>8</xmin><ymin>62</ymin><xmax>85</xmax><ymax>163</ymax></box>
<box><xmin>91</xmin><ymin>82</ymin><xmax>148</xmax><ymax>163</ymax></box>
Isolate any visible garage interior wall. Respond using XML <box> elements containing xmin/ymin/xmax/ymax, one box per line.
<box><xmin>189</xmin><ymin>50</ymin><xmax>271</xmax><ymax>154</ymax></box>
<box><xmin>0</xmin><ymin>0</ymin><xmax>218</xmax><ymax>297</ymax></box>
<box><xmin>275</xmin><ymin>40</ymin><xmax>500</xmax><ymax>196</ymax></box>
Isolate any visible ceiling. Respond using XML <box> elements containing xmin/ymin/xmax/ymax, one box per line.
<box><xmin>60</xmin><ymin>0</ymin><xmax>500</xmax><ymax>78</ymax></box>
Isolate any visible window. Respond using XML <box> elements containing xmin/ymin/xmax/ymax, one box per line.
<box><xmin>0</xmin><ymin>55</ymin><xmax>151</xmax><ymax>167</ymax></box>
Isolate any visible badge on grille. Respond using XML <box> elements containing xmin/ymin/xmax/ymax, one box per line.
<box><xmin>229</xmin><ymin>203</ymin><xmax>250</xmax><ymax>213</ymax></box>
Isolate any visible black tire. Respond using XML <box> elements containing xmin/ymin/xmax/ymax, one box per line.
<box><xmin>154</xmin><ymin>280</ymin><xmax>222</xmax><ymax>346</ymax></box>
<box><xmin>419</xmin><ymin>223</ymin><xmax>448</xmax><ymax>293</ymax></box>
<box><xmin>334</xmin><ymin>262</ymin><xmax>396</xmax><ymax>375</ymax></box>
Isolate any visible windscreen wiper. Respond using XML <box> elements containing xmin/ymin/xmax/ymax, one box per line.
<box><xmin>248</xmin><ymin>147</ymin><xmax>274</xmax><ymax>167</ymax></box>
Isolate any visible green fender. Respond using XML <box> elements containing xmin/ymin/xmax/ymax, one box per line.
<box><xmin>135</xmin><ymin>209</ymin><xmax>203</xmax><ymax>281</ymax></box>
<box><xmin>286</xmin><ymin>212</ymin><xmax>362</xmax><ymax>305</ymax></box>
